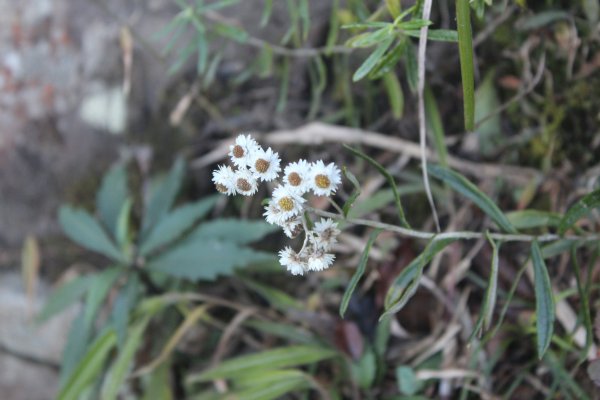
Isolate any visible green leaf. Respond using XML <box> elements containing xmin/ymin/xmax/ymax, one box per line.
<box><xmin>57</xmin><ymin>330</ymin><xmax>117</xmax><ymax>400</ymax></box>
<box><xmin>37</xmin><ymin>275</ymin><xmax>95</xmax><ymax>323</ymax></box>
<box><xmin>244</xmin><ymin>320</ymin><xmax>316</xmax><ymax>344</ymax></box>
<box><xmin>83</xmin><ymin>267</ymin><xmax>122</xmax><ymax>331</ymax></box>
<box><xmin>142</xmin><ymin>157</ymin><xmax>185</xmax><ymax>235</ymax></box>
<box><xmin>382</xmin><ymin>72</ymin><xmax>404</xmax><ymax>118</ymax></box>
<box><xmin>424</xmin><ymin>85</ymin><xmax>448</xmax><ymax>167</ymax></box>
<box><xmin>96</xmin><ymin>164</ymin><xmax>128</xmax><ymax>238</ymax></box>
<box><xmin>142</xmin><ymin>362</ymin><xmax>173</xmax><ymax>400</ymax></box>
<box><xmin>186</xmin><ymin>218</ymin><xmax>278</xmax><ymax>245</ymax></box>
<box><xmin>340</xmin><ymin>229</ymin><xmax>382</xmax><ymax>317</ymax></box>
<box><xmin>403</xmin><ymin>40</ymin><xmax>418</xmax><ymax>93</ymax></box>
<box><xmin>470</xmin><ymin>234</ymin><xmax>500</xmax><ymax>340</ymax></box>
<box><xmin>213</xmin><ymin>22</ymin><xmax>248</xmax><ymax>43</ymax></box>
<box><xmin>383</xmin><ymin>238</ymin><xmax>456</xmax><ymax>317</ymax></box>
<box><xmin>404</xmin><ymin>28</ymin><xmax>458</xmax><ymax>42</ymax></box>
<box><xmin>506</xmin><ymin>210</ymin><xmax>562</xmax><ymax>230</ymax></box>
<box><xmin>139</xmin><ymin>196</ymin><xmax>218</xmax><ymax>256</ymax></box>
<box><xmin>110</xmin><ymin>274</ymin><xmax>141</xmax><ymax>348</ymax></box>
<box><xmin>571</xmin><ymin>248</ymin><xmax>593</xmax><ymax>356</ymax></box>
<box><xmin>101</xmin><ymin>317</ymin><xmax>150</xmax><ymax>400</ymax></box>
<box><xmin>350</xmin><ymin>346</ymin><xmax>376</xmax><ymax>389</ymax></box>
<box><xmin>368</xmin><ymin>41</ymin><xmax>405</xmax><ymax>79</ymax></box>
<box><xmin>474</xmin><ymin>71</ymin><xmax>502</xmax><ymax>156</ymax></box>
<box><xmin>396</xmin><ymin>366</ymin><xmax>423</xmax><ymax>395</ymax></box>
<box><xmin>115</xmin><ymin>199</ymin><xmax>133</xmax><ymax>250</ymax></box>
<box><xmin>260</xmin><ymin>0</ymin><xmax>274</xmax><ymax>26</ymax></box>
<box><xmin>456</xmin><ymin>0</ymin><xmax>475</xmax><ymax>131</ymax></box>
<box><xmin>59</xmin><ymin>312</ymin><xmax>93</xmax><ymax>387</ymax></box>
<box><xmin>344</xmin><ymin>145</ymin><xmax>410</xmax><ymax>228</ymax></box>
<box><xmin>583</xmin><ymin>0</ymin><xmax>599</xmax><ymax>24</ymax></box>
<box><xmin>558</xmin><ymin>188</ymin><xmax>600</xmax><ymax>235</ymax></box>
<box><xmin>385</xmin><ymin>0</ymin><xmax>401</xmax><ymax>18</ymax></box>
<box><xmin>353</xmin><ymin>36</ymin><xmax>394</xmax><ymax>82</ymax></box>
<box><xmin>187</xmin><ymin>345</ymin><xmax>337</xmax><ymax>383</ymax></box>
<box><xmin>147</xmin><ymin>240</ymin><xmax>273</xmax><ymax>281</ymax></box>
<box><xmin>531</xmin><ymin>241</ymin><xmax>555</xmax><ymax>359</ymax></box>
<box><xmin>225</xmin><ymin>376</ymin><xmax>310</xmax><ymax>400</ymax></box>
<box><xmin>342</xmin><ymin>167</ymin><xmax>361</xmax><ymax>217</ymax></box>
<box><xmin>518</xmin><ymin>10</ymin><xmax>571</xmax><ymax>30</ymax></box>
<box><xmin>59</xmin><ymin>206</ymin><xmax>126</xmax><ymax>262</ymax></box>
<box><xmin>347</xmin><ymin>27</ymin><xmax>392</xmax><ymax>48</ymax></box>
<box><xmin>428</xmin><ymin>165</ymin><xmax>517</xmax><ymax>233</ymax></box>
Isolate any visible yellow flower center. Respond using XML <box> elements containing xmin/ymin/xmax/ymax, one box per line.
<box><xmin>232</xmin><ymin>145</ymin><xmax>245</xmax><ymax>158</ymax></box>
<box><xmin>288</xmin><ymin>172</ymin><xmax>302</xmax><ymax>186</ymax></box>
<box><xmin>237</xmin><ymin>178</ymin><xmax>251</xmax><ymax>192</ymax></box>
<box><xmin>278</xmin><ymin>196</ymin><xmax>294</xmax><ymax>212</ymax></box>
<box><xmin>255</xmin><ymin>158</ymin><xmax>270</xmax><ymax>173</ymax></box>
<box><xmin>315</xmin><ymin>174</ymin><xmax>330</xmax><ymax>189</ymax></box>
<box><xmin>216</xmin><ymin>183</ymin><xmax>228</xmax><ymax>193</ymax></box>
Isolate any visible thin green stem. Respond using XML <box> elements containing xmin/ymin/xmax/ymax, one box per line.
<box><xmin>308</xmin><ymin>208</ymin><xmax>600</xmax><ymax>243</ymax></box>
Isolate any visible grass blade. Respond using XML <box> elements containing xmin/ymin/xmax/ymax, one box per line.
<box><xmin>531</xmin><ymin>240</ymin><xmax>555</xmax><ymax>359</ymax></box>
<box><xmin>456</xmin><ymin>0</ymin><xmax>475</xmax><ymax>131</ymax></box>
<box><xmin>570</xmin><ymin>247</ymin><xmax>593</xmax><ymax>356</ymax></box>
<box><xmin>340</xmin><ymin>229</ymin><xmax>382</xmax><ymax>317</ymax></box>
<box><xmin>428</xmin><ymin>165</ymin><xmax>517</xmax><ymax>233</ymax></box>
<box><xmin>469</xmin><ymin>233</ymin><xmax>500</xmax><ymax>340</ymax></box>
<box><xmin>353</xmin><ymin>36</ymin><xmax>394</xmax><ymax>82</ymax></box>
<box><xmin>344</xmin><ymin>145</ymin><xmax>410</xmax><ymax>228</ymax></box>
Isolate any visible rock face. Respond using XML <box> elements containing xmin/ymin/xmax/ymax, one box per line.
<box><xmin>0</xmin><ymin>272</ymin><xmax>78</xmax><ymax>400</ymax></box>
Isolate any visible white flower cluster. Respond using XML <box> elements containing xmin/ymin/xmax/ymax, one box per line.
<box><xmin>213</xmin><ymin>134</ymin><xmax>342</xmax><ymax>275</ymax></box>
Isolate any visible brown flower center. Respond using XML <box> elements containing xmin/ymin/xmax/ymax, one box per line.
<box><xmin>216</xmin><ymin>183</ymin><xmax>228</xmax><ymax>193</ymax></box>
<box><xmin>315</xmin><ymin>174</ymin><xmax>330</xmax><ymax>189</ymax></box>
<box><xmin>278</xmin><ymin>196</ymin><xmax>294</xmax><ymax>212</ymax></box>
<box><xmin>255</xmin><ymin>158</ymin><xmax>270</xmax><ymax>173</ymax></box>
<box><xmin>288</xmin><ymin>172</ymin><xmax>302</xmax><ymax>186</ymax></box>
<box><xmin>232</xmin><ymin>145</ymin><xmax>245</xmax><ymax>158</ymax></box>
<box><xmin>237</xmin><ymin>178</ymin><xmax>251</xmax><ymax>192</ymax></box>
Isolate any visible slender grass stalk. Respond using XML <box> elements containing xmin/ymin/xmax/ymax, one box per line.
<box><xmin>456</xmin><ymin>0</ymin><xmax>475</xmax><ymax>131</ymax></box>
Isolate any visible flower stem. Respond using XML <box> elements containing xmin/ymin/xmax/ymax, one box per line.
<box><xmin>308</xmin><ymin>208</ymin><xmax>600</xmax><ymax>243</ymax></box>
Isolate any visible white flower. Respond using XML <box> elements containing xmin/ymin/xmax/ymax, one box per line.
<box><xmin>263</xmin><ymin>200</ymin><xmax>287</xmax><ymax>225</ymax></box>
<box><xmin>234</xmin><ymin>168</ymin><xmax>258</xmax><ymax>196</ymax></box>
<box><xmin>212</xmin><ymin>165</ymin><xmax>236</xmax><ymax>195</ymax></box>
<box><xmin>283</xmin><ymin>159</ymin><xmax>311</xmax><ymax>194</ymax></box>
<box><xmin>309</xmin><ymin>160</ymin><xmax>341</xmax><ymax>196</ymax></box>
<box><xmin>281</xmin><ymin>217</ymin><xmax>303</xmax><ymax>238</ymax></box>
<box><xmin>229</xmin><ymin>134</ymin><xmax>260</xmax><ymax>168</ymax></box>
<box><xmin>271</xmin><ymin>185</ymin><xmax>305</xmax><ymax>219</ymax></box>
<box><xmin>250</xmin><ymin>147</ymin><xmax>281</xmax><ymax>182</ymax></box>
<box><xmin>310</xmin><ymin>218</ymin><xmax>341</xmax><ymax>250</ymax></box>
<box><xmin>279</xmin><ymin>247</ymin><xmax>307</xmax><ymax>275</ymax></box>
<box><xmin>307</xmin><ymin>251</ymin><xmax>335</xmax><ymax>271</ymax></box>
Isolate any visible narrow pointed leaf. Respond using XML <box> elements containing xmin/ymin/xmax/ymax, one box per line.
<box><xmin>188</xmin><ymin>346</ymin><xmax>337</xmax><ymax>383</ymax></box>
<box><xmin>142</xmin><ymin>157</ymin><xmax>185</xmax><ymax>235</ymax></box>
<box><xmin>344</xmin><ymin>145</ymin><xmax>410</xmax><ymax>227</ymax></box>
<box><xmin>383</xmin><ymin>238</ymin><xmax>456</xmax><ymax>317</ymax></box>
<box><xmin>340</xmin><ymin>229</ymin><xmax>382</xmax><ymax>317</ymax></box>
<box><xmin>507</xmin><ymin>210</ymin><xmax>562</xmax><ymax>230</ymax></box>
<box><xmin>353</xmin><ymin>36</ymin><xmax>394</xmax><ymax>82</ymax></box>
<box><xmin>139</xmin><ymin>196</ymin><xmax>218</xmax><ymax>255</ymax></box>
<box><xmin>59</xmin><ymin>206</ymin><xmax>126</xmax><ymax>262</ymax></box>
<box><xmin>97</xmin><ymin>164</ymin><xmax>128</xmax><ymax>237</ymax></box>
<box><xmin>57</xmin><ymin>330</ymin><xmax>117</xmax><ymax>400</ymax></box>
<box><xmin>342</xmin><ymin>167</ymin><xmax>361</xmax><ymax>217</ymax></box>
<box><xmin>558</xmin><ymin>188</ymin><xmax>600</xmax><ymax>235</ymax></box>
<box><xmin>531</xmin><ymin>240</ymin><xmax>555</xmax><ymax>358</ymax></box>
<box><xmin>428</xmin><ymin>165</ymin><xmax>517</xmax><ymax>233</ymax></box>
<box><xmin>456</xmin><ymin>0</ymin><xmax>475</xmax><ymax>131</ymax></box>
